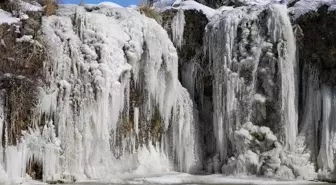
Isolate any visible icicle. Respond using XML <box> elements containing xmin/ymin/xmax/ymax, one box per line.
<box><xmin>172</xmin><ymin>9</ymin><xmax>185</xmax><ymax>49</ymax></box>
<box><xmin>134</xmin><ymin>107</ymin><xmax>139</xmax><ymax>136</ymax></box>
<box><xmin>317</xmin><ymin>85</ymin><xmax>336</xmax><ymax>172</ymax></box>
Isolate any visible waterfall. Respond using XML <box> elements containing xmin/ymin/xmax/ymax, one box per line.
<box><xmin>205</xmin><ymin>4</ymin><xmax>298</xmax><ymax>171</ymax></box>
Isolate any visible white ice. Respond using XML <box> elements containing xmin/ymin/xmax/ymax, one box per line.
<box><xmin>0</xmin><ymin>3</ymin><xmax>199</xmax><ymax>182</ymax></box>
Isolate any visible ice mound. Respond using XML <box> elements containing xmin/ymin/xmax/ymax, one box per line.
<box><xmin>215</xmin><ymin>122</ymin><xmax>316</xmax><ymax>180</ymax></box>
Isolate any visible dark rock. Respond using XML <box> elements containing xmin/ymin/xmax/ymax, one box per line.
<box><xmin>161</xmin><ymin>8</ymin><xmax>213</xmax><ymax>170</ymax></box>
<box><xmin>296</xmin><ymin>6</ymin><xmax>336</xmax><ymax>76</ymax></box>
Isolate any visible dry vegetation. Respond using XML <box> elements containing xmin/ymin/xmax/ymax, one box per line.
<box><xmin>44</xmin><ymin>0</ymin><xmax>58</xmax><ymax>16</ymax></box>
<box><xmin>0</xmin><ymin>22</ymin><xmax>44</xmax><ymax>146</ymax></box>
<box><xmin>139</xmin><ymin>5</ymin><xmax>162</xmax><ymax>24</ymax></box>
<box><xmin>0</xmin><ymin>0</ymin><xmax>58</xmax><ymax>16</ymax></box>
<box><xmin>0</xmin><ymin>0</ymin><xmax>51</xmax><ymax>179</ymax></box>
<box><xmin>0</xmin><ymin>0</ymin><xmax>45</xmax><ymax>147</ymax></box>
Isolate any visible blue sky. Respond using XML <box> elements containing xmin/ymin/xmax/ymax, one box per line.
<box><xmin>63</xmin><ymin>0</ymin><xmax>137</xmax><ymax>6</ymax></box>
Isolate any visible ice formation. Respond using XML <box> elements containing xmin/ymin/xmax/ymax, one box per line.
<box><xmin>171</xmin><ymin>9</ymin><xmax>185</xmax><ymax>49</ymax></box>
<box><xmin>1</xmin><ymin>0</ymin><xmax>336</xmax><ymax>183</ymax></box>
<box><xmin>204</xmin><ymin>4</ymin><xmax>307</xmax><ymax>178</ymax></box>
<box><xmin>0</xmin><ymin>4</ymin><xmax>199</xmax><ymax>182</ymax></box>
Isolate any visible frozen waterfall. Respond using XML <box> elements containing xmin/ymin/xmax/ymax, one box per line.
<box><xmin>0</xmin><ymin>0</ymin><xmax>335</xmax><ymax>183</ymax></box>
<box><xmin>0</xmin><ymin>4</ymin><xmax>199</xmax><ymax>182</ymax></box>
<box><xmin>205</xmin><ymin>4</ymin><xmax>298</xmax><ymax>173</ymax></box>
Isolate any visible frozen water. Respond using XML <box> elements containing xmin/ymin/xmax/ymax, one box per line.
<box><xmin>205</xmin><ymin>3</ymin><xmax>304</xmax><ymax>178</ymax></box>
<box><xmin>0</xmin><ymin>3</ymin><xmax>199</xmax><ymax>182</ymax></box>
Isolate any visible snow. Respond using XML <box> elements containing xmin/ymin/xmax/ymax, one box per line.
<box><xmin>242</xmin><ymin>0</ymin><xmax>283</xmax><ymax>5</ymax></box>
<box><xmin>98</xmin><ymin>2</ymin><xmax>123</xmax><ymax>8</ymax></box>
<box><xmin>16</xmin><ymin>35</ymin><xmax>43</xmax><ymax>47</ymax></box>
<box><xmin>129</xmin><ymin>173</ymin><xmax>326</xmax><ymax>185</ymax></box>
<box><xmin>0</xmin><ymin>9</ymin><xmax>20</xmax><ymax>24</ymax></box>
<box><xmin>17</xmin><ymin>0</ymin><xmax>43</xmax><ymax>12</ymax></box>
<box><xmin>16</xmin><ymin>35</ymin><xmax>33</xmax><ymax>42</ymax></box>
<box><xmin>289</xmin><ymin>0</ymin><xmax>336</xmax><ymax>19</ymax></box>
<box><xmin>173</xmin><ymin>0</ymin><xmax>217</xmax><ymax>19</ymax></box>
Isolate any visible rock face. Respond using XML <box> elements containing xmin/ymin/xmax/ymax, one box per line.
<box><xmin>161</xmin><ymin>8</ymin><xmax>214</xmax><ymax>162</ymax></box>
<box><xmin>0</xmin><ymin>2</ymin><xmax>45</xmax><ymax>180</ymax></box>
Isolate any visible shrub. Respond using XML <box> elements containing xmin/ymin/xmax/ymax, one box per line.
<box><xmin>44</xmin><ymin>0</ymin><xmax>58</xmax><ymax>16</ymax></box>
<box><xmin>139</xmin><ymin>5</ymin><xmax>162</xmax><ymax>24</ymax></box>
<box><xmin>0</xmin><ymin>23</ymin><xmax>44</xmax><ymax>145</ymax></box>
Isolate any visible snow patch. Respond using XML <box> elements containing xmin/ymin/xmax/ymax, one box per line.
<box><xmin>17</xmin><ymin>0</ymin><xmax>43</xmax><ymax>12</ymax></box>
<box><xmin>0</xmin><ymin>9</ymin><xmax>20</xmax><ymax>24</ymax></box>
<box><xmin>98</xmin><ymin>2</ymin><xmax>123</xmax><ymax>8</ymax></box>
<box><xmin>132</xmin><ymin>173</ymin><xmax>325</xmax><ymax>185</ymax></box>
<box><xmin>173</xmin><ymin>0</ymin><xmax>216</xmax><ymax>19</ymax></box>
<box><xmin>289</xmin><ymin>0</ymin><xmax>336</xmax><ymax>19</ymax></box>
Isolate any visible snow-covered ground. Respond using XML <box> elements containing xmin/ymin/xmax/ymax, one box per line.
<box><xmin>0</xmin><ymin>172</ymin><xmax>332</xmax><ymax>185</ymax></box>
<box><xmin>70</xmin><ymin>173</ymin><xmax>331</xmax><ymax>185</ymax></box>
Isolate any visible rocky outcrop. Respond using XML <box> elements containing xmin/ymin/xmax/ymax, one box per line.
<box><xmin>296</xmin><ymin>5</ymin><xmax>336</xmax><ymax>84</ymax></box>
<box><xmin>0</xmin><ymin>2</ymin><xmax>45</xmax><ymax>179</ymax></box>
